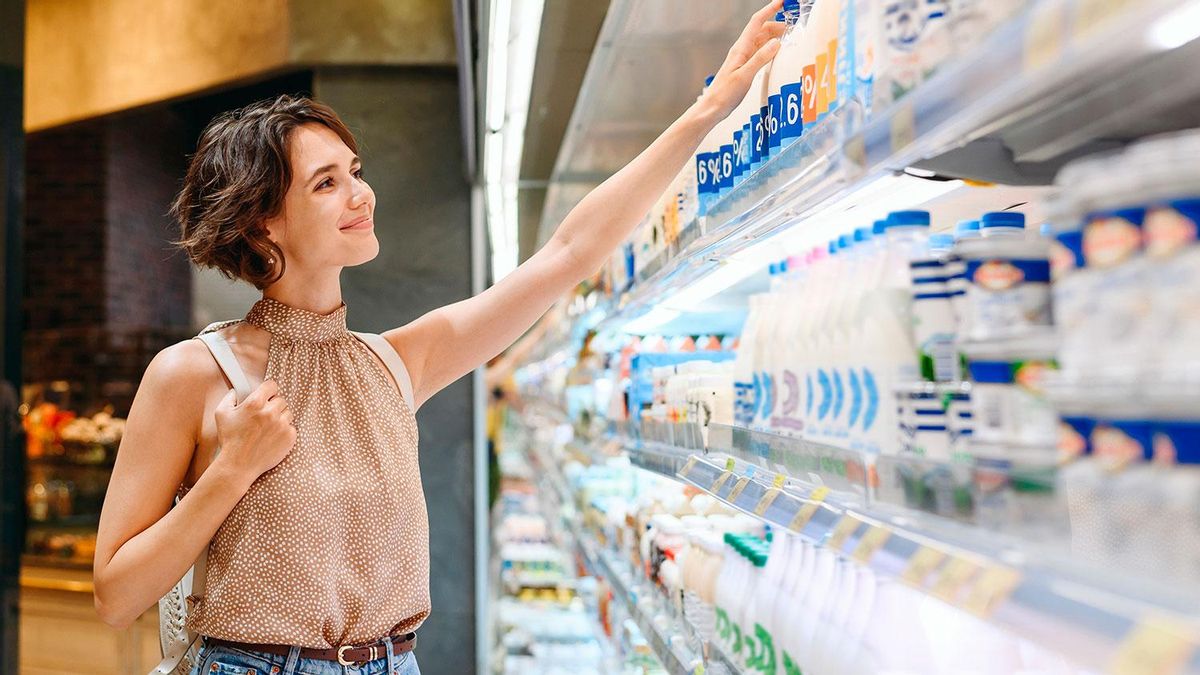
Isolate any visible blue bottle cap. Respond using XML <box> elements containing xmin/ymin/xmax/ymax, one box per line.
<box><xmin>769</xmin><ymin>262</ymin><xmax>778</xmax><ymax>275</ymax></box>
<box><xmin>887</xmin><ymin>210</ymin><xmax>931</xmax><ymax>227</ymax></box>
<box><xmin>853</xmin><ymin>227</ymin><xmax>871</xmax><ymax>243</ymax></box>
<box><xmin>828</xmin><ymin>240</ymin><xmax>837</xmax><ymax>255</ymax></box>
<box><xmin>779</xmin><ymin>258</ymin><xmax>789</xmax><ymax>273</ymax></box>
<box><xmin>968</xmin><ymin>361</ymin><xmax>1013</xmax><ymax>384</ymax></box>
<box><xmin>954</xmin><ymin>220</ymin><xmax>980</xmax><ymax>238</ymax></box>
<box><xmin>704</xmin><ymin>75</ymin><xmax>715</xmax><ymax>87</ymax></box>
<box><xmin>929</xmin><ymin>233</ymin><xmax>954</xmax><ymax>249</ymax></box>
<box><xmin>775</xmin><ymin>11</ymin><xmax>785</xmax><ymax>21</ymax></box>
<box><xmin>981</xmin><ymin>211</ymin><xmax>1025</xmax><ymax>229</ymax></box>
<box><xmin>783</xmin><ymin>0</ymin><xmax>801</xmax><ymax>10</ymax></box>
<box><xmin>837</xmin><ymin>234</ymin><xmax>852</xmax><ymax>250</ymax></box>
<box><xmin>872</xmin><ymin>219</ymin><xmax>888</xmax><ymax>235</ymax></box>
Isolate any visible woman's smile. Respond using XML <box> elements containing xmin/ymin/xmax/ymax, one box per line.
<box><xmin>340</xmin><ymin>214</ymin><xmax>373</xmax><ymax>231</ymax></box>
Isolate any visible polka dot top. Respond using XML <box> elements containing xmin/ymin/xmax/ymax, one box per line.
<box><xmin>186</xmin><ymin>297</ymin><xmax>429</xmax><ymax>648</ymax></box>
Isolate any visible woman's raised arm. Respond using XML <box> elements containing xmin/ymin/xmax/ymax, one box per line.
<box><xmin>386</xmin><ymin>0</ymin><xmax>785</xmax><ymax>409</ymax></box>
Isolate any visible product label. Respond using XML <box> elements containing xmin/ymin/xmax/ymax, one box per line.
<box><xmin>754</xmin><ymin>624</ymin><xmax>777</xmax><ymax>674</ymax></box>
<box><xmin>782</xmin><ymin>651</ymin><xmax>803</xmax><ymax>675</ymax></box>
<box><xmin>733</xmin><ymin>129</ymin><xmax>745</xmax><ymax>180</ymax></box>
<box><xmin>758</xmin><ymin>105</ymin><xmax>770</xmax><ymax>161</ymax></box>
<box><xmin>1084</xmin><ymin>213</ymin><xmax>1143</xmax><ymax>268</ymax></box>
<box><xmin>802</xmin><ymin>63</ymin><xmax>818</xmax><ymax>123</ymax></box>
<box><xmin>696</xmin><ymin>153</ymin><xmax>714</xmax><ymax>195</ymax></box>
<box><xmin>1091</xmin><ymin>424</ymin><xmax>1147</xmax><ymax>471</ymax></box>
<box><xmin>805</xmin><ymin>372</ymin><xmax>814</xmax><ymax>418</ymax></box>
<box><xmin>1145</xmin><ymin>205</ymin><xmax>1198</xmax><ymax>259</ymax></box>
<box><xmin>718</xmin><ymin>144</ymin><xmax>735</xmax><ymax>191</ymax></box>
<box><xmin>751</xmin><ymin>112</ymin><xmax>765</xmax><ymax>166</ymax></box>
<box><xmin>767</xmin><ymin>94</ymin><xmax>783</xmax><ymax>149</ymax></box>
<box><xmin>964</xmin><ymin>258</ymin><xmax>1052</xmax><ymax>339</ymax></box>
<box><xmin>825</xmin><ymin>39</ymin><xmax>840</xmax><ymax>111</ymax></box>
<box><xmin>847</xmin><ymin>369</ymin><xmax>863</xmax><ymax>429</ymax></box>
<box><xmin>1057</xmin><ymin>420</ymin><xmax>1089</xmax><ymax>464</ymax></box>
<box><xmin>973</xmin><ymin>260</ymin><xmax>1025</xmax><ymax>290</ymax></box>
<box><xmin>780</xmin><ymin>82</ymin><xmax>803</xmax><ymax>141</ymax></box>
<box><xmin>862</xmin><ymin>368</ymin><xmax>879</xmax><ymax>432</ymax></box>
<box><xmin>760</xmin><ymin>371</ymin><xmax>776</xmax><ymax>422</ymax></box>
<box><xmin>815</xmin><ymin>52</ymin><xmax>830</xmax><ymax>117</ymax></box>
<box><xmin>816</xmin><ymin>369</ymin><xmax>832</xmax><ymax>421</ymax></box>
<box><xmin>832</xmin><ymin>369</ymin><xmax>845</xmax><ymax>425</ymax></box>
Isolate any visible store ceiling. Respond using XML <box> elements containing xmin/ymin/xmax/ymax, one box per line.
<box><xmin>518</xmin><ymin>0</ymin><xmax>762</xmax><ymax>261</ymax></box>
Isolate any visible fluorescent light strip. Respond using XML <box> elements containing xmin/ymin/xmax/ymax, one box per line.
<box><xmin>1146</xmin><ymin>0</ymin><xmax>1200</xmax><ymax>51</ymax></box>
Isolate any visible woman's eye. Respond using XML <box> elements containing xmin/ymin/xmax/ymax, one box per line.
<box><xmin>354</xmin><ymin>168</ymin><xmax>365</xmax><ymax>180</ymax></box>
<box><xmin>316</xmin><ymin>178</ymin><xmax>333</xmax><ymax>190</ymax></box>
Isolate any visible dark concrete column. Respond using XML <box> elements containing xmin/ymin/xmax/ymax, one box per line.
<box><xmin>0</xmin><ymin>0</ymin><xmax>25</xmax><ymax>671</ymax></box>
<box><xmin>313</xmin><ymin>67</ymin><xmax>476</xmax><ymax>675</ymax></box>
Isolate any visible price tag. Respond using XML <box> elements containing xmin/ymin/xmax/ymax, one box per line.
<box><xmin>962</xmin><ymin>566</ymin><xmax>1023</xmax><ymax>618</ymax></box>
<box><xmin>787</xmin><ymin>486</ymin><xmax>831</xmax><ymax>531</ymax></box>
<box><xmin>1109</xmin><ymin>617</ymin><xmax>1198</xmax><ymax>675</ymax></box>
<box><xmin>728</xmin><ymin>477</ymin><xmax>752</xmax><ymax>502</ymax></box>
<box><xmin>1024</xmin><ymin>2</ymin><xmax>1065</xmax><ymax>72</ymax></box>
<box><xmin>900</xmin><ymin>545</ymin><xmax>947</xmax><ymax>587</ymax></box>
<box><xmin>680</xmin><ymin>455</ymin><xmax>698</xmax><ymax>477</ymax></box>
<box><xmin>725</xmin><ymin>457</ymin><xmax>736</xmax><ymax>472</ymax></box>
<box><xmin>826</xmin><ymin>514</ymin><xmax>861</xmax><ymax>552</ymax></box>
<box><xmin>890</xmin><ymin>101</ymin><xmax>916</xmax><ymax>154</ymax></box>
<box><xmin>711</xmin><ymin>471</ymin><xmax>735</xmax><ymax>494</ymax></box>
<box><xmin>1073</xmin><ymin>0</ymin><xmax>1134</xmax><ymax>42</ymax></box>
<box><xmin>754</xmin><ymin>489</ymin><xmax>781</xmax><ymax>516</ymax></box>
<box><xmin>931</xmin><ymin>556</ymin><xmax>980</xmax><ymax>604</ymax></box>
<box><xmin>773</xmin><ymin>473</ymin><xmax>787</xmax><ymax>489</ymax></box>
<box><xmin>851</xmin><ymin>525</ymin><xmax>892</xmax><ymax>564</ymax></box>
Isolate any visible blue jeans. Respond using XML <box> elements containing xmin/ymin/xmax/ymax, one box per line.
<box><xmin>190</xmin><ymin>637</ymin><xmax>420</xmax><ymax>675</ymax></box>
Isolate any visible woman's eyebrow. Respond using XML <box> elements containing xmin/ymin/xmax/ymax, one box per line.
<box><xmin>306</xmin><ymin>156</ymin><xmax>361</xmax><ymax>184</ymax></box>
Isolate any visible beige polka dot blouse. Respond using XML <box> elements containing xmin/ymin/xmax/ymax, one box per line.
<box><xmin>187</xmin><ymin>297</ymin><xmax>430</xmax><ymax>648</ymax></box>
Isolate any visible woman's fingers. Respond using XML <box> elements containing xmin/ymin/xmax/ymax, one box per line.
<box><xmin>740</xmin><ymin>37</ymin><xmax>782</xmax><ymax>77</ymax></box>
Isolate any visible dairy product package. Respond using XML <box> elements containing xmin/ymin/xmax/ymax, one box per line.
<box><xmin>872</xmin><ymin>0</ymin><xmax>953</xmax><ymax>111</ymax></box>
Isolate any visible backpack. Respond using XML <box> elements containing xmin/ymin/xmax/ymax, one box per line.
<box><xmin>151</xmin><ymin>325</ymin><xmax>414</xmax><ymax>674</ymax></box>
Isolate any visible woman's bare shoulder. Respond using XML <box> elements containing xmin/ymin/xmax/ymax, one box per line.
<box><xmin>141</xmin><ymin>337</ymin><xmax>226</xmax><ymax>401</ymax></box>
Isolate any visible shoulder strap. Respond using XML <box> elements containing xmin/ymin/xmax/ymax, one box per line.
<box><xmin>351</xmin><ymin>331</ymin><xmax>416</xmax><ymax>410</ymax></box>
<box><xmin>194</xmin><ymin>332</ymin><xmax>253</xmax><ymax>404</ymax></box>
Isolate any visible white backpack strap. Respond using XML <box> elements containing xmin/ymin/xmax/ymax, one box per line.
<box><xmin>352</xmin><ymin>331</ymin><xmax>416</xmax><ymax>409</ymax></box>
<box><xmin>194</xmin><ymin>332</ymin><xmax>253</xmax><ymax>403</ymax></box>
<box><xmin>152</xmin><ymin>333</ymin><xmax>249</xmax><ymax>674</ymax></box>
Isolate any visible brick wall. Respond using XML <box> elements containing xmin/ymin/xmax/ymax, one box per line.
<box><xmin>23</xmin><ymin>110</ymin><xmax>193</xmax><ymax>417</ymax></box>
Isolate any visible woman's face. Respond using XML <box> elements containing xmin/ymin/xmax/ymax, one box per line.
<box><xmin>263</xmin><ymin>122</ymin><xmax>379</xmax><ymax>276</ymax></box>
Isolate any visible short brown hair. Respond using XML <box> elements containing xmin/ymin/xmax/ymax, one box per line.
<box><xmin>170</xmin><ymin>95</ymin><xmax>359</xmax><ymax>290</ymax></box>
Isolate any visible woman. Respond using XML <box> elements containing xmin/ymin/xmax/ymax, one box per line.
<box><xmin>92</xmin><ymin>4</ymin><xmax>783</xmax><ymax>673</ymax></box>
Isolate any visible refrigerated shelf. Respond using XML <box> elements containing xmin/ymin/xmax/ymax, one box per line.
<box><xmin>591</xmin><ymin>0</ymin><xmax>1200</xmax><ymax>336</ymax></box>
<box><xmin>528</xmin><ymin>439</ymin><xmax>707</xmax><ymax>675</ymax></box>
<box><xmin>609</xmin><ymin>444</ymin><xmax>1200</xmax><ymax>675</ymax></box>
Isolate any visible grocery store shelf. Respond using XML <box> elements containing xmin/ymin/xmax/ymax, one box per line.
<box><xmin>590</xmin><ymin>0</ymin><xmax>1200</xmax><ymax>336</ymax></box>
<box><xmin>662</xmin><ymin>452</ymin><xmax>1200</xmax><ymax>675</ymax></box>
<box><xmin>522</xmin><ymin>402</ymin><xmax>1200</xmax><ymax>673</ymax></box>
<box><xmin>526</xmin><ymin>427</ymin><xmax>732</xmax><ymax>675</ymax></box>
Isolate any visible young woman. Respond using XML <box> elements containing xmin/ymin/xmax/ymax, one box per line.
<box><xmin>92</xmin><ymin>4</ymin><xmax>783</xmax><ymax>673</ymax></box>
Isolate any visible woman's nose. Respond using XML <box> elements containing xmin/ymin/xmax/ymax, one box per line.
<box><xmin>349</xmin><ymin>182</ymin><xmax>369</xmax><ymax>209</ymax></box>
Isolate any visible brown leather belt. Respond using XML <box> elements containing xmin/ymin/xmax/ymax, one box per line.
<box><xmin>206</xmin><ymin>632</ymin><xmax>416</xmax><ymax>666</ymax></box>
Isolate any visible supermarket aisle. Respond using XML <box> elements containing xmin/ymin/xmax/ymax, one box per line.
<box><xmin>484</xmin><ymin>0</ymin><xmax>1200</xmax><ymax>672</ymax></box>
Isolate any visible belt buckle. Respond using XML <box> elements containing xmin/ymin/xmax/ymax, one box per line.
<box><xmin>337</xmin><ymin>645</ymin><xmax>355</xmax><ymax>666</ymax></box>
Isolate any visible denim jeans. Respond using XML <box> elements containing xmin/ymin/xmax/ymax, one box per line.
<box><xmin>190</xmin><ymin>636</ymin><xmax>420</xmax><ymax>675</ymax></box>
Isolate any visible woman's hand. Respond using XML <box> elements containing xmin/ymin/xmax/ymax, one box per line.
<box><xmin>212</xmin><ymin>378</ymin><xmax>296</xmax><ymax>481</ymax></box>
<box><xmin>700</xmin><ymin>0</ymin><xmax>787</xmax><ymax>121</ymax></box>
